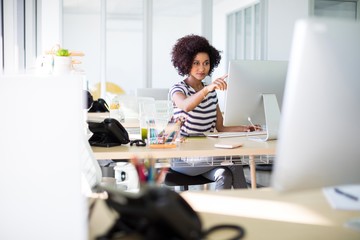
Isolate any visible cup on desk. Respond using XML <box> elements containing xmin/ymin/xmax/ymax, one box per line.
<box><xmin>139</xmin><ymin>102</ymin><xmax>153</xmax><ymax>140</ymax></box>
<box><xmin>139</xmin><ymin>117</ymin><xmax>148</xmax><ymax>140</ymax></box>
<box><xmin>139</xmin><ymin>100</ymin><xmax>173</xmax><ymax>141</ymax></box>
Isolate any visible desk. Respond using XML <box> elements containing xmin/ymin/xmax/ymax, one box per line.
<box><xmin>92</xmin><ymin>136</ymin><xmax>276</xmax><ymax>189</ymax></box>
<box><xmin>89</xmin><ymin>188</ymin><xmax>360</xmax><ymax>240</ymax></box>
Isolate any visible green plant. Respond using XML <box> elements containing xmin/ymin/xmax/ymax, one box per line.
<box><xmin>56</xmin><ymin>48</ymin><xmax>70</xmax><ymax>56</ymax></box>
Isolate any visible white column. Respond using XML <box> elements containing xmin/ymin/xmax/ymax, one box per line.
<box><xmin>100</xmin><ymin>0</ymin><xmax>107</xmax><ymax>99</ymax></box>
<box><xmin>3</xmin><ymin>0</ymin><xmax>25</xmax><ymax>73</ymax></box>
<box><xmin>39</xmin><ymin>0</ymin><xmax>62</xmax><ymax>53</ymax></box>
<box><xmin>201</xmin><ymin>0</ymin><xmax>213</xmax><ymax>42</ymax></box>
<box><xmin>143</xmin><ymin>0</ymin><xmax>153</xmax><ymax>88</ymax></box>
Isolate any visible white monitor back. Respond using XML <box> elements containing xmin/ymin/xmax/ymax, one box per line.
<box><xmin>0</xmin><ymin>74</ymin><xmax>87</xmax><ymax>239</ymax></box>
<box><xmin>271</xmin><ymin>18</ymin><xmax>360</xmax><ymax>191</ymax></box>
<box><xmin>223</xmin><ymin>60</ymin><xmax>288</xmax><ymax>141</ymax></box>
<box><xmin>224</xmin><ymin>60</ymin><xmax>288</xmax><ymax>126</ymax></box>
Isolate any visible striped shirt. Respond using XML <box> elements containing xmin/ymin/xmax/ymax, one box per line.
<box><xmin>170</xmin><ymin>80</ymin><xmax>218</xmax><ymax>135</ymax></box>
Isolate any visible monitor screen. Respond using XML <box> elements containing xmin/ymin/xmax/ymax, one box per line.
<box><xmin>223</xmin><ymin>60</ymin><xmax>288</xmax><ymax>141</ymax></box>
<box><xmin>271</xmin><ymin>18</ymin><xmax>360</xmax><ymax>191</ymax></box>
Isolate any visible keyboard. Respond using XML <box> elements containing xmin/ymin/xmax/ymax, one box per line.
<box><xmin>206</xmin><ymin>131</ymin><xmax>267</xmax><ymax>138</ymax></box>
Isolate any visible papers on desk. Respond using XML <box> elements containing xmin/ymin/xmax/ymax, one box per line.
<box><xmin>322</xmin><ymin>184</ymin><xmax>360</xmax><ymax>211</ymax></box>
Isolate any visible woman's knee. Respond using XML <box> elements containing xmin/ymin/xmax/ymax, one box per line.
<box><xmin>213</xmin><ymin>167</ymin><xmax>232</xmax><ymax>189</ymax></box>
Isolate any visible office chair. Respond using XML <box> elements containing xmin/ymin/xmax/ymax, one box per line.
<box><xmin>164</xmin><ymin>169</ymin><xmax>214</xmax><ymax>191</ymax></box>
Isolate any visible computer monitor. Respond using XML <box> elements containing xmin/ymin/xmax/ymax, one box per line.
<box><xmin>271</xmin><ymin>18</ymin><xmax>360</xmax><ymax>192</ymax></box>
<box><xmin>223</xmin><ymin>60</ymin><xmax>288</xmax><ymax>141</ymax></box>
<box><xmin>0</xmin><ymin>74</ymin><xmax>87</xmax><ymax>239</ymax></box>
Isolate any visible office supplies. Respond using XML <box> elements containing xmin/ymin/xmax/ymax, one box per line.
<box><xmin>322</xmin><ymin>185</ymin><xmax>360</xmax><ymax>210</ymax></box>
<box><xmin>271</xmin><ymin>18</ymin><xmax>360</xmax><ymax>192</ymax></box>
<box><xmin>149</xmin><ymin>143</ymin><xmax>177</xmax><ymax>149</ymax></box>
<box><xmin>334</xmin><ymin>188</ymin><xmax>359</xmax><ymax>201</ymax></box>
<box><xmin>223</xmin><ymin>60</ymin><xmax>288</xmax><ymax>141</ymax></box>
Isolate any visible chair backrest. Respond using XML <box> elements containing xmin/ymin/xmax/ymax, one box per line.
<box><xmin>118</xmin><ymin>95</ymin><xmax>155</xmax><ymax>119</ymax></box>
<box><xmin>136</xmin><ymin>88</ymin><xmax>169</xmax><ymax>100</ymax></box>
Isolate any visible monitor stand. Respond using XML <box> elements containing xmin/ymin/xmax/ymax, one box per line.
<box><xmin>249</xmin><ymin>94</ymin><xmax>280</xmax><ymax>142</ymax></box>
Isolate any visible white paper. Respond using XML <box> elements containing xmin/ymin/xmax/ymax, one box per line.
<box><xmin>323</xmin><ymin>184</ymin><xmax>360</xmax><ymax>211</ymax></box>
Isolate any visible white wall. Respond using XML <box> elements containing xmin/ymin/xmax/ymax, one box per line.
<box><xmin>212</xmin><ymin>0</ymin><xmax>311</xmax><ymax>110</ymax></box>
<box><xmin>63</xmin><ymin>8</ymin><xmax>201</xmax><ymax>95</ymax></box>
<box><xmin>152</xmin><ymin>15</ymin><xmax>201</xmax><ymax>90</ymax></box>
<box><xmin>212</xmin><ymin>0</ymin><xmax>259</xmax><ymax>77</ymax></box>
<box><xmin>106</xmin><ymin>19</ymin><xmax>143</xmax><ymax>96</ymax></box>
<box><xmin>63</xmin><ymin>13</ymin><xmax>101</xmax><ymax>89</ymax></box>
<box><xmin>40</xmin><ymin>0</ymin><xmax>63</xmax><ymax>53</ymax></box>
<box><xmin>266</xmin><ymin>0</ymin><xmax>310</xmax><ymax>60</ymax></box>
<box><xmin>62</xmin><ymin>0</ymin><xmax>312</xmax><ymax>97</ymax></box>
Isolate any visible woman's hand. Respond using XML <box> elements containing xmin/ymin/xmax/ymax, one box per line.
<box><xmin>246</xmin><ymin>124</ymin><xmax>262</xmax><ymax>132</ymax></box>
<box><xmin>207</xmin><ymin>74</ymin><xmax>228</xmax><ymax>92</ymax></box>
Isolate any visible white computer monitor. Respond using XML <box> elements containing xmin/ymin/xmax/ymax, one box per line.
<box><xmin>223</xmin><ymin>60</ymin><xmax>288</xmax><ymax>141</ymax></box>
<box><xmin>271</xmin><ymin>18</ymin><xmax>360</xmax><ymax>192</ymax></box>
<box><xmin>0</xmin><ymin>74</ymin><xmax>87</xmax><ymax>239</ymax></box>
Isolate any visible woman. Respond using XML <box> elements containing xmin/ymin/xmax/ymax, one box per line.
<box><xmin>169</xmin><ymin>34</ymin><xmax>259</xmax><ymax>190</ymax></box>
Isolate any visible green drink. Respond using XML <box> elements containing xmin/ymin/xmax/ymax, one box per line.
<box><xmin>141</xmin><ymin>128</ymin><xmax>148</xmax><ymax>140</ymax></box>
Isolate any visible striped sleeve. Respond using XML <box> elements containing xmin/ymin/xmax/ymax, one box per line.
<box><xmin>170</xmin><ymin>81</ymin><xmax>218</xmax><ymax>134</ymax></box>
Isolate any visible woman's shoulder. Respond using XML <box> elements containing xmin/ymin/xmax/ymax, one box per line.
<box><xmin>170</xmin><ymin>81</ymin><xmax>187</xmax><ymax>90</ymax></box>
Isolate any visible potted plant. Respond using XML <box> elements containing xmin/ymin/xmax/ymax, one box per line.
<box><xmin>53</xmin><ymin>48</ymin><xmax>72</xmax><ymax>75</ymax></box>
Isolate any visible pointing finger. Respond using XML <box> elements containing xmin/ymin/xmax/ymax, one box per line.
<box><xmin>221</xmin><ymin>74</ymin><xmax>228</xmax><ymax>80</ymax></box>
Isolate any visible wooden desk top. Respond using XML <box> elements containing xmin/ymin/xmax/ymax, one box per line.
<box><xmin>89</xmin><ymin>188</ymin><xmax>360</xmax><ymax>240</ymax></box>
<box><xmin>91</xmin><ymin>136</ymin><xmax>277</xmax><ymax>160</ymax></box>
<box><xmin>180</xmin><ymin>188</ymin><xmax>360</xmax><ymax>240</ymax></box>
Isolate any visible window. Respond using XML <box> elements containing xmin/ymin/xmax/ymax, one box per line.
<box><xmin>63</xmin><ymin>0</ymin><xmax>203</xmax><ymax>95</ymax></box>
<box><xmin>1</xmin><ymin>0</ymin><xmax>39</xmax><ymax>74</ymax></box>
<box><xmin>314</xmin><ymin>0</ymin><xmax>358</xmax><ymax>20</ymax></box>
<box><xmin>226</xmin><ymin>1</ymin><xmax>262</xmax><ymax>63</ymax></box>
<box><xmin>1</xmin><ymin>0</ymin><xmax>4</xmax><ymax>72</ymax></box>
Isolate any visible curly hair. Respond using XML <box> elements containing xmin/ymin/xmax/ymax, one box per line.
<box><xmin>171</xmin><ymin>34</ymin><xmax>221</xmax><ymax>77</ymax></box>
